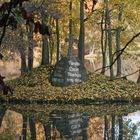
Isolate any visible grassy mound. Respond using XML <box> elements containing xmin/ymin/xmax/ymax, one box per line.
<box><xmin>1</xmin><ymin>65</ymin><xmax>140</xmax><ymax>104</ymax></box>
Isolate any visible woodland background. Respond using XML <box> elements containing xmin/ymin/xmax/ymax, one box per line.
<box><xmin>0</xmin><ymin>0</ymin><xmax>140</xmax><ymax>83</ymax></box>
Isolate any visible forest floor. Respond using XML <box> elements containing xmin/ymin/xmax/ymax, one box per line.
<box><xmin>0</xmin><ymin>65</ymin><xmax>140</xmax><ymax>104</ymax></box>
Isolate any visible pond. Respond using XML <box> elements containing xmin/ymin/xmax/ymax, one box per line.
<box><xmin>0</xmin><ymin>103</ymin><xmax>140</xmax><ymax>140</ymax></box>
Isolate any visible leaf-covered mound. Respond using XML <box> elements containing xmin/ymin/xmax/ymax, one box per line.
<box><xmin>1</xmin><ymin>65</ymin><xmax>140</xmax><ymax>104</ymax></box>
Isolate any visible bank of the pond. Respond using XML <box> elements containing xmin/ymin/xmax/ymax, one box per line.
<box><xmin>1</xmin><ymin>65</ymin><xmax>140</xmax><ymax>104</ymax></box>
<box><xmin>7</xmin><ymin>104</ymin><xmax>140</xmax><ymax>121</ymax></box>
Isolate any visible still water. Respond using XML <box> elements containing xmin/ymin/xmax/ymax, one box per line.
<box><xmin>0</xmin><ymin>103</ymin><xmax>140</xmax><ymax>140</ymax></box>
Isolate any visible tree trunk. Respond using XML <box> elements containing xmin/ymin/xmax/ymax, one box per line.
<box><xmin>41</xmin><ymin>12</ymin><xmax>50</xmax><ymax>65</ymax></box>
<box><xmin>68</xmin><ymin>0</ymin><xmax>73</xmax><ymax>57</ymax></box>
<box><xmin>116</xmin><ymin>7</ymin><xmax>123</xmax><ymax>77</ymax></box>
<box><xmin>137</xmin><ymin>70</ymin><xmax>140</xmax><ymax>84</ymax></box>
<box><xmin>49</xmin><ymin>19</ymin><xmax>54</xmax><ymax>65</ymax></box>
<box><xmin>19</xmin><ymin>32</ymin><xmax>27</xmax><ymax>75</ymax></box>
<box><xmin>116</xmin><ymin>27</ymin><xmax>122</xmax><ymax>77</ymax></box>
<box><xmin>49</xmin><ymin>35</ymin><xmax>53</xmax><ymax>65</ymax></box>
<box><xmin>101</xmin><ymin>12</ymin><xmax>106</xmax><ymax>75</ymax></box>
<box><xmin>56</xmin><ymin>18</ymin><xmax>60</xmax><ymax>62</ymax></box>
<box><xmin>41</xmin><ymin>35</ymin><xmax>49</xmax><ymax>65</ymax></box>
<box><xmin>69</xmin><ymin>0</ymin><xmax>72</xmax><ymax>35</ymax></box>
<box><xmin>105</xmin><ymin>0</ymin><xmax>114</xmax><ymax>80</ymax></box>
<box><xmin>28</xmin><ymin>22</ymin><xmax>34</xmax><ymax>75</ymax></box>
<box><xmin>101</xmin><ymin>53</ymin><xmax>106</xmax><ymax>75</ymax></box>
<box><xmin>22</xmin><ymin>114</ymin><xmax>27</xmax><ymax>140</ymax></box>
<box><xmin>78</xmin><ymin>0</ymin><xmax>85</xmax><ymax>63</ymax></box>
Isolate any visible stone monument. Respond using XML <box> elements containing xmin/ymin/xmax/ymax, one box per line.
<box><xmin>49</xmin><ymin>34</ymin><xmax>88</xmax><ymax>87</ymax></box>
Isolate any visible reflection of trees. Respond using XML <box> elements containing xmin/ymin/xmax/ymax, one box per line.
<box><xmin>118</xmin><ymin>116</ymin><xmax>123</xmax><ymax>140</ymax></box>
<box><xmin>22</xmin><ymin>114</ymin><xmax>27</xmax><ymax>140</ymax></box>
<box><xmin>0</xmin><ymin>108</ymin><xmax>22</xmax><ymax>140</ymax></box>
<box><xmin>2</xmin><ymin>104</ymin><xmax>140</xmax><ymax>140</ymax></box>
<box><xmin>43</xmin><ymin>123</ymin><xmax>51</xmax><ymax>140</ymax></box>
<box><xmin>22</xmin><ymin>114</ymin><xmax>37</xmax><ymax>140</ymax></box>
<box><xmin>88</xmin><ymin>117</ymin><xmax>104</xmax><ymax>140</ymax></box>
<box><xmin>103</xmin><ymin>115</ymin><xmax>123</xmax><ymax>140</ymax></box>
<box><xmin>29</xmin><ymin>115</ymin><xmax>36</xmax><ymax>140</ymax></box>
<box><xmin>111</xmin><ymin>115</ymin><xmax>115</xmax><ymax>140</ymax></box>
<box><xmin>104</xmin><ymin>116</ymin><xmax>109</xmax><ymax>140</ymax></box>
<box><xmin>43</xmin><ymin>112</ymin><xmax>140</xmax><ymax>140</ymax></box>
<box><xmin>123</xmin><ymin>118</ymin><xmax>140</xmax><ymax>140</ymax></box>
<box><xmin>18</xmin><ymin>109</ymin><xmax>89</xmax><ymax>140</ymax></box>
<box><xmin>104</xmin><ymin>115</ymin><xmax>123</xmax><ymax>140</ymax></box>
<box><xmin>0</xmin><ymin>105</ymin><xmax>7</xmax><ymax>127</ymax></box>
<box><xmin>48</xmin><ymin>110</ymin><xmax>89</xmax><ymax>140</ymax></box>
<box><xmin>84</xmin><ymin>59</ymin><xmax>97</xmax><ymax>72</ymax></box>
<box><xmin>105</xmin><ymin>114</ymin><xmax>140</xmax><ymax>140</ymax></box>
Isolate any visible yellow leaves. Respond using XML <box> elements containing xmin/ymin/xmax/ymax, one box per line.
<box><xmin>2</xmin><ymin>65</ymin><xmax>140</xmax><ymax>104</ymax></box>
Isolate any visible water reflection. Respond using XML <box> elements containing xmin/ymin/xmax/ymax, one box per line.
<box><xmin>0</xmin><ymin>104</ymin><xmax>140</xmax><ymax>140</ymax></box>
<box><xmin>84</xmin><ymin>59</ymin><xmax>98</xmax><ymax>73</ymax></box>
<box><xmin>0</xmin><ymin>106</ymin><xmax>22</xmax><ymax>139</ymax></box>
<box><xmin>49</xmin><ymin>110</ymin><xmax>89</xmax><ymax>139</ymax></box>
<box><xmin>0</xmin><ymin>105</ymin><xmax>7</xmax><ymax>128</ymax></box>
<box><xmin>22</xmin><ymin>114</ymin><xmax>27</xmax><ymax>140</ymax></box>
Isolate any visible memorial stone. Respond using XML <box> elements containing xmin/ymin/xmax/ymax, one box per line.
<box><xmin>49</xmin><ymin>34</ymin><xmax>88</xmax><ymax>87</ymax></box>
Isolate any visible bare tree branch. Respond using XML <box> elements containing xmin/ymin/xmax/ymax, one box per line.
<box><xmin>114</xmin><ymin>68</ymin><xmax>140</xmax><ymax>80</ymax></box>
<box><xmin>110</xmin><ymin>31</ymin><xmax>140</xmax><ymax>68</ymax></box>
<box><xmin>84</xmin><ymin>0</ymin><xmax>97</xmax><ymax>22</ymax></box>
<box><xmin>94</xmin><ymin>31</ymin><xmax>140</xmax><ymax>73</ymax></box>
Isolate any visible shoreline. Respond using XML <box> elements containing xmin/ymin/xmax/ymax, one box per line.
<box><xmin>0</xmin><ymin>65</ymin><xmax>140</xmax><ymax>105</ymax></box>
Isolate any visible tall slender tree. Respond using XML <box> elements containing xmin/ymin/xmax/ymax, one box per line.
<box><xmin>19</xmin><ymin>31</ymin><xmax>27</xmax><ymax>75</ymax></box>
<box><xmin>116</xmin><ymin>5</ymin><xmax>123</xmax><ymax>77</ymax></box>
<box><xmin>101</xmin><ymin>11</ymin><xmax>107</xmax><ymax>75</ymax></box>
<box><xmin>78</xmin><ymin>0</ymin><xmax>85</xmax><ymax>63</ymax></box>
<box><xmin>69</xmin><ymin>0</ymin><xmax>72</xmax><ymax>35</ymax></box>
<box><xmin>56</xmin><ymin>18</ymin><xmax>60</xmax><ymax>62</ymax></box>
<box><xmin>27</xmin><ymin>21</ymin><xmax>34</xmax><ymax>75</ymax></box>
<box><xmin>41</xmin><ymin>12</ymin><xmax>50</xmax><ymax>65</ymax></box>
<box><xmin>105</xmin><ymin>0</ymin><xmax>114</xmax><ymax>79</ymax></box>
<box><xmin>22</xmin><ymin>114</ymin><xmax>27</xmax><ymax>140</ymax></box>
